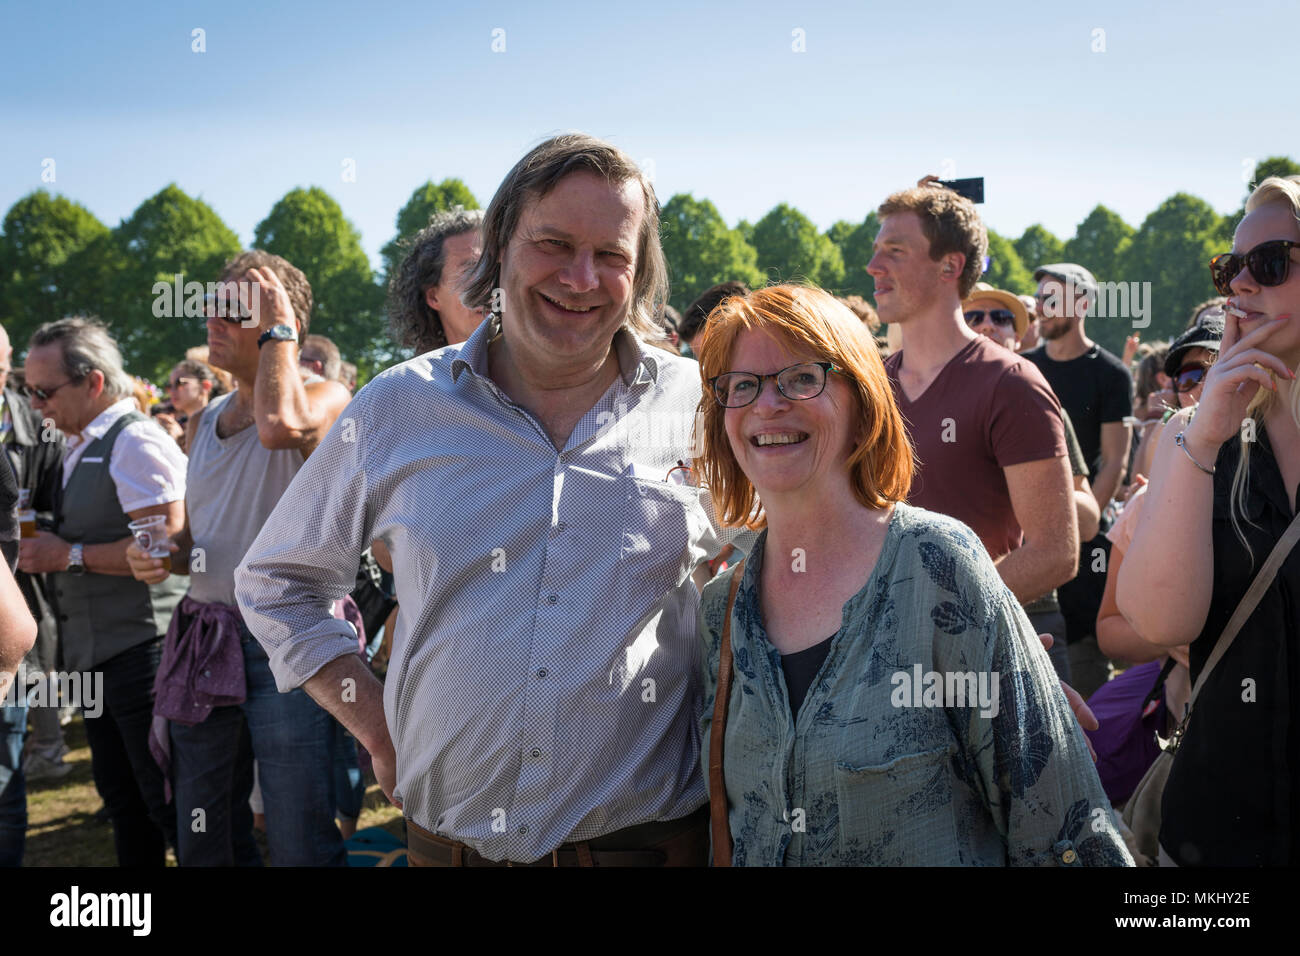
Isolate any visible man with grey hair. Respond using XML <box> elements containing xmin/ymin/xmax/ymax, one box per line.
<box><xmin>18</xmin><ymin>317</ymin><xmax>187</xmax><ymax>866</ymax></box>
<box><xmin>237</xmin><ymin>133</ymin><xmax>725</xmax><ymax>866</ymax></box>
<box><xmin>387</xmin><ymin>206</ymin><xmax>486</xmax><ymax>352</ymax></box>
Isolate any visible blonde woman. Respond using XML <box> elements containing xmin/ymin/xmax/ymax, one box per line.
<box><xmin>1118</xmin><ymin>176</ymin><xmax>1300</xmax><ymax>866</ymax></box>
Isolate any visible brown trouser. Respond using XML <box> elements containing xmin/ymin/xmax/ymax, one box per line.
<box><xmin>405</xmin><ymin>805</ymin><xmax>708</xmax><ymax>867</ymax></box>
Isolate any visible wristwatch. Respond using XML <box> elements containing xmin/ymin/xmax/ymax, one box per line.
<box><xmin>66</xmin><ymin>543</ymin><xmax>86</xmax><ymax>576</ymax></box>
<box><xmin>257</xmin><ymin>324</ymin><xmax>298</xmax><ymax>349</ymax></box>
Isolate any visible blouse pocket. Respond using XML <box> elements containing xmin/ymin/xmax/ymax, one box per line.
<box><xmin>834</xmin><ymin>743</ymin><xmax>960</xmax><ymax>865</ymax></box>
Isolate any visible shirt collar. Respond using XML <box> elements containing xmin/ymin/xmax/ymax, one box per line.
<box><xmin>451</xmin><ymin>316</ymin><xmax>660</xmax><ymax>387</ymax></box>
<box><xmin>71</xmin><ymin>397</ymin><xmax>137</xmax><ymax>447</ymax></box>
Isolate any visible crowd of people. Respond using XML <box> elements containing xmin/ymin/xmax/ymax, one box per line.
<box><xmin>0</xmin><ymin>133</ymin><xmax>1296</xmax><ymax>868</ymax></box>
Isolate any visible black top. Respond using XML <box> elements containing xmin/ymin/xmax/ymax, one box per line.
<box><xmin>1161</xmin><ymin>426</ymin><xmax>1300</xmax><ymax>865</ymax></box>
<box><xmin>1022</xmin><ymin>344</ymin><xmax>1132</xmax><ymax>482</ymax></box>
<box><xmin>781</xmin><ymin>634</ymin><xmax>834</xmax><ymax>718</ymax></box>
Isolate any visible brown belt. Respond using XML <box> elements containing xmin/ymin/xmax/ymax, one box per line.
<box><xmin>405</xmin><ymin>806</ymin><xmax>708</xmax><ymax>867</ymax></box>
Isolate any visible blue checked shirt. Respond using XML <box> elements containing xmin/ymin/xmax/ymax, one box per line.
<box><xmin>235</xmin><ymin>319</ymin><xmax>731</xmax><ymax>862</ymax></box>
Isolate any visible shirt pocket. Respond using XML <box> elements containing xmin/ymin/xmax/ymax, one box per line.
<box><xmin>834</xmin><ymin>743</ymin><xmax>960</xmax><ymax>865</ymax></box>
<box><xmin>620</xmin><ymin>477</ymin><xmax>700</xmax><ymax>610</ymax></box>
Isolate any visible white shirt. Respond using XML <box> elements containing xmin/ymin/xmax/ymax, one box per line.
<box><xmin>62</xmin><ymin>398</ymin><xmax>187</xmax><ymax>512</ymax></box>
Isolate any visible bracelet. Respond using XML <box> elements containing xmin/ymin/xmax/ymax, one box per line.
<box><xmin>1174</xmin><ymin>431</ymin><xmax>1215</xmax><ymax>476</ymax></box>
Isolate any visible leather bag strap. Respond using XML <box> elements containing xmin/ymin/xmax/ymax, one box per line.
<box><xmin>708</xmin><ymin>560</ymin><xmax>745</xmax><ymax>867</ymax></box>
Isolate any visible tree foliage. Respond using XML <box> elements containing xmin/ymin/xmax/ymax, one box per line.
<box><xmin>827</xmin><ymin>213</ymin><xmax>880</xmax><ymax>299</ymax></box>
<box><xmin>380</xmin><ymin>178</ymin><xmax>480</xmax><ymax>281</ymax></box>
<box><xmin>255</xmin><ymin>187</ymin><xmax>385</xmax><ymax>378</ymax></box>
<box><xmin>1062</xmin><ymin>205</ymin><xmax>1134</xmax><ymax>285</ymax></box>
<box><xmin>102</xmin><ymin>185</ymin><xmax>242</xmax><ymax>380</ymax></box>
<box><xmin>660</xmin><ymin>193</ymin><xmax>764</xmax><ymax>311</ymax></box>
<box><xmin>983</xmin><ymin>230</ymin><xmax>1034</xmax><ymax>295</ymax></box>
<box><xmin>1123</xmin><ymin>193</ymin><xmax>1224</xmax><ymax>348</ymax></box>
<box><xmin>0</xmin><ymin>191</ymin><xmax>109</xmax><ymax>353</ymax></box>
<box><xmin>1013</xmin><ymin>224</ymin><xmax>1064</xmax><ymax>275</ymax></box>
<box><xmin>752</xmin><ymin>203</ymin><xmax>844</xmax><ymax>290</ymax></box>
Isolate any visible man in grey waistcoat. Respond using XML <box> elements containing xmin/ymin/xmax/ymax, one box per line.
<box><xmin>18</xmin><ymin>317</ymin><xmax>187</xmax><ymax>867</ymax></box>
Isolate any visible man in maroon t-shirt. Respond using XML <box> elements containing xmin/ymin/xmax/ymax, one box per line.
<box><xmin>868</xmin><ymin>183</ymin><xmax>1078</xmax><ymax>602</ymax></box>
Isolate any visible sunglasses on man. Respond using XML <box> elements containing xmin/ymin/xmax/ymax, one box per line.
<box><xmin>964</xmin><ymin>309</ymin><xmax>1016</xmax><ymax>329</ymax></box>
<box><xmin>203</xmin><ymin>292</ymin><xmax>252</xmax><ymax>324</ymax></box>
<box><xmin>1209</xmin><ymin>239</ymin><xmax>1300</xmax><ymax>296</ymax></box>
<box><xmin>21</xmin><ymin>375</ymin><xmax>85</xmax><ymax>401</ymax></box>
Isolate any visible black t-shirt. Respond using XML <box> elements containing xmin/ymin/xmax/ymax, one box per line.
<box><xmin>781</xmin><ymin>634</ymin><xmax>834</xmax><ymax>718</ymax></box>
<box><xmin>1161</xmin><ymin>427</ymin><xmax>1300</xmax><ymax>866</ymax></box>
<box><xmin>1022</xmin><ymin>344</ymin><xmax>1131</xmax><ymax>482</ymax></box>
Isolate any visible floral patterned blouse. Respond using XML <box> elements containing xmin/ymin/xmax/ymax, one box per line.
<box><xmin>698</xmin><ymin>502</ymin><xmax>1133</xmax><ymax>866</ymax></box>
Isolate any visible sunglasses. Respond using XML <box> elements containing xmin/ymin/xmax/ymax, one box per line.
<box><xmin>203</xmin><ymin>292</ymin><xmax>252</xmax><ymax>325</ymax></box>
<box><xmin>21</xmin><ymin>376</ymin><xmax>84</xmax><ymax>401</ymax></box>
<box><xmin>1209</xmin><ymin>239</ymin><xmax>1300</xmax><ymax>296</ymax></box>
<box><xmin>1173</xmin><ymin>362</ymin><xmax>1212</xmax><ymax>394</ymax></box>
<box><xmin>964</xmin><ymin>309</ymin><xmax>1016</xmax><ymax>329</ymax></box>
<box><xmin>166</xmin><ymin>376</ymin><xmax>196</xmax><ymax>389</ymax></box>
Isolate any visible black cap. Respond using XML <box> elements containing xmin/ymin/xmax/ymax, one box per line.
<box><xmin>1164</xmin><ymin>317</ymin><xmax>1224</xmax><ymax>377</ymax></box>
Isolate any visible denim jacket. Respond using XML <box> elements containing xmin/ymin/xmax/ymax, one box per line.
<box><xmin>698</xmin><ymin>503</ymin><xmax>1133</xmax><ymax>866</ymax></box>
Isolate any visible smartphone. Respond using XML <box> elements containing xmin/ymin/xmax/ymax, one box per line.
<box><xmin>938</xmin><ymin>177</ymin><xmax>984</xmax><ymax>204</ymax></box>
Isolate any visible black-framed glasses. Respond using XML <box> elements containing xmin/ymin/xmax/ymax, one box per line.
<box><xmin>21</xmin><ymin>376</ymin><xmax>84</xmax><ymax>401</ymax></box>
<box><xmin>964</xmin><ymin>309</ymin><xmax>1016</xmax><ymax>328</ymax></box>
<box><xmin>1209</xmin><ymin>239</ymin><xmax>1300</xmax><ymax>296</ymax></box>
<box><xmin>709</xmin><ymin>362</ymin><xmax>838</xmax><ymax>408</ymax></box>
<box><xmin>1173</xmin><ymin>362</ymin><xmax>1211</xmax><ymax>394</ymax></box>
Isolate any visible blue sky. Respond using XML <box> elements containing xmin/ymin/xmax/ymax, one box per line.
<box><xmin>1</xmin><ymin>0</ymin><xmax>1292</xmax><ymax>273</ymax></box>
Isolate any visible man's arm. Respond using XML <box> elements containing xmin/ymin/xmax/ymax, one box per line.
<box><xmin>301</xmin><ymin>655</ymin><xmax>399</xmax><ymax>805</ymax></box>
<box><xmin>994</xmin><ymin>455</ymin><xmax>1079</xmax><ymax>602</ymax></box>
<box><xmin>1073</xmin><ymin>474</ymin><xmax>1101</xmax><ymax>543</ymax></box>
<box><xmin>247</xmin><ymin>265</ymin><xmax>351</xmax><ymax>458</ymax></box>
<box><xmin>0</xmin><ymin>560</ymin><xmax>37</xmax><ymax>702</ymax></box>
<box><xmin>1091</xmin><ymin>421</ymin><xmax>1131</xmax><ymax>508</ymax></box>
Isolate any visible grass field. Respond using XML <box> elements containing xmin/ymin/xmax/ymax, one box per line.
<box><xmin>24</xmin><ymin>715</ymin><xmax>405</xmax><ymax>867</ymax></box>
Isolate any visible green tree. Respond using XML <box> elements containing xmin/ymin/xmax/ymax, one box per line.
<box><xmin>1223</xmin><ymin>155</ymin><xmax>1300</xmax><ymax>238</ymax></box>
<box><xmin>381</xmin><ymin>178</ymin><xmax>480</xmax><ymax>281</ymax></box>
<box><xmin>1062</xmin><ymin>205</ymin><xmax>1134</xmax><ymax>285</ymax></box>
<box><xmin>1013</xmin><ymin>224</ymin><xmax>1064</xmax><ymax>274</ymax></box>
<box><xmin>826</xmin><ymin>213</ymin><xmax>880</xmax><ymax>300</ymax></box>
<box><xmin>100</xmin><ymin>184</ymin><xmax>242</xmax><ymax>381</ymax></box>
<box><xmin>254</xmin><ymin>187</ymin><xmax>385</xmax><ymax>379</ymax></box>
<box><xmin>982</xmin><ymin>230</ymin><xmax>1034</xmax><ymax>295</ymax></box>
<box><xmin>1123</xmin><ymin>193</ymin><xmax>1223</xmax><ymax>349</ymax></box>
<box><xmin>751</xmin><ymin>203</ymin><xmax>844</xmax><ymax>290</ymax></box>
<box><xmin>0</xmin><ymin>191</ymin><xmax>110</xmax><ymax>353</ymax></box>
<box><xmin>660</xmin><ymin>194</ymin><xmax>764</xmax><ymax>311</ymax></box>
<box><xmin>736</xmin><ymin>219</ymin><xmax>755</xmax><ymax>246</ymax></box>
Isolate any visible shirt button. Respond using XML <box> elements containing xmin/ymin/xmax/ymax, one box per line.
<box><xmin>556</xmin><ymin>521</ymin><xmax>568</xmax><ymax>532</ymax></box>
<box><xmin>530</xmin><ymin>748</ymin><xmax>542</xmax><ymax>759</ymax></box>
<box><xmin>202</xmin><ymin>669</ymin><xmax>211</xmax><ymax>678</ymax></box>
<box><xmin>518</xmin><ymin>825</ymin><xmax>528</xmax><ymax>835</ymax></box>
<box><xmin>1061</xmin><ymin>849</ymin><xmax>1078</xmax><ymax>864</ymax></box>
<box><xmin>536</xmin><ymin>668</ymin><xmax>547</xmax><ymax>679</ymax></box>
<box><xmin>545</xmin><ymin>595</ymin><xmax>558</xmax><ymax>605</ymax></box>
